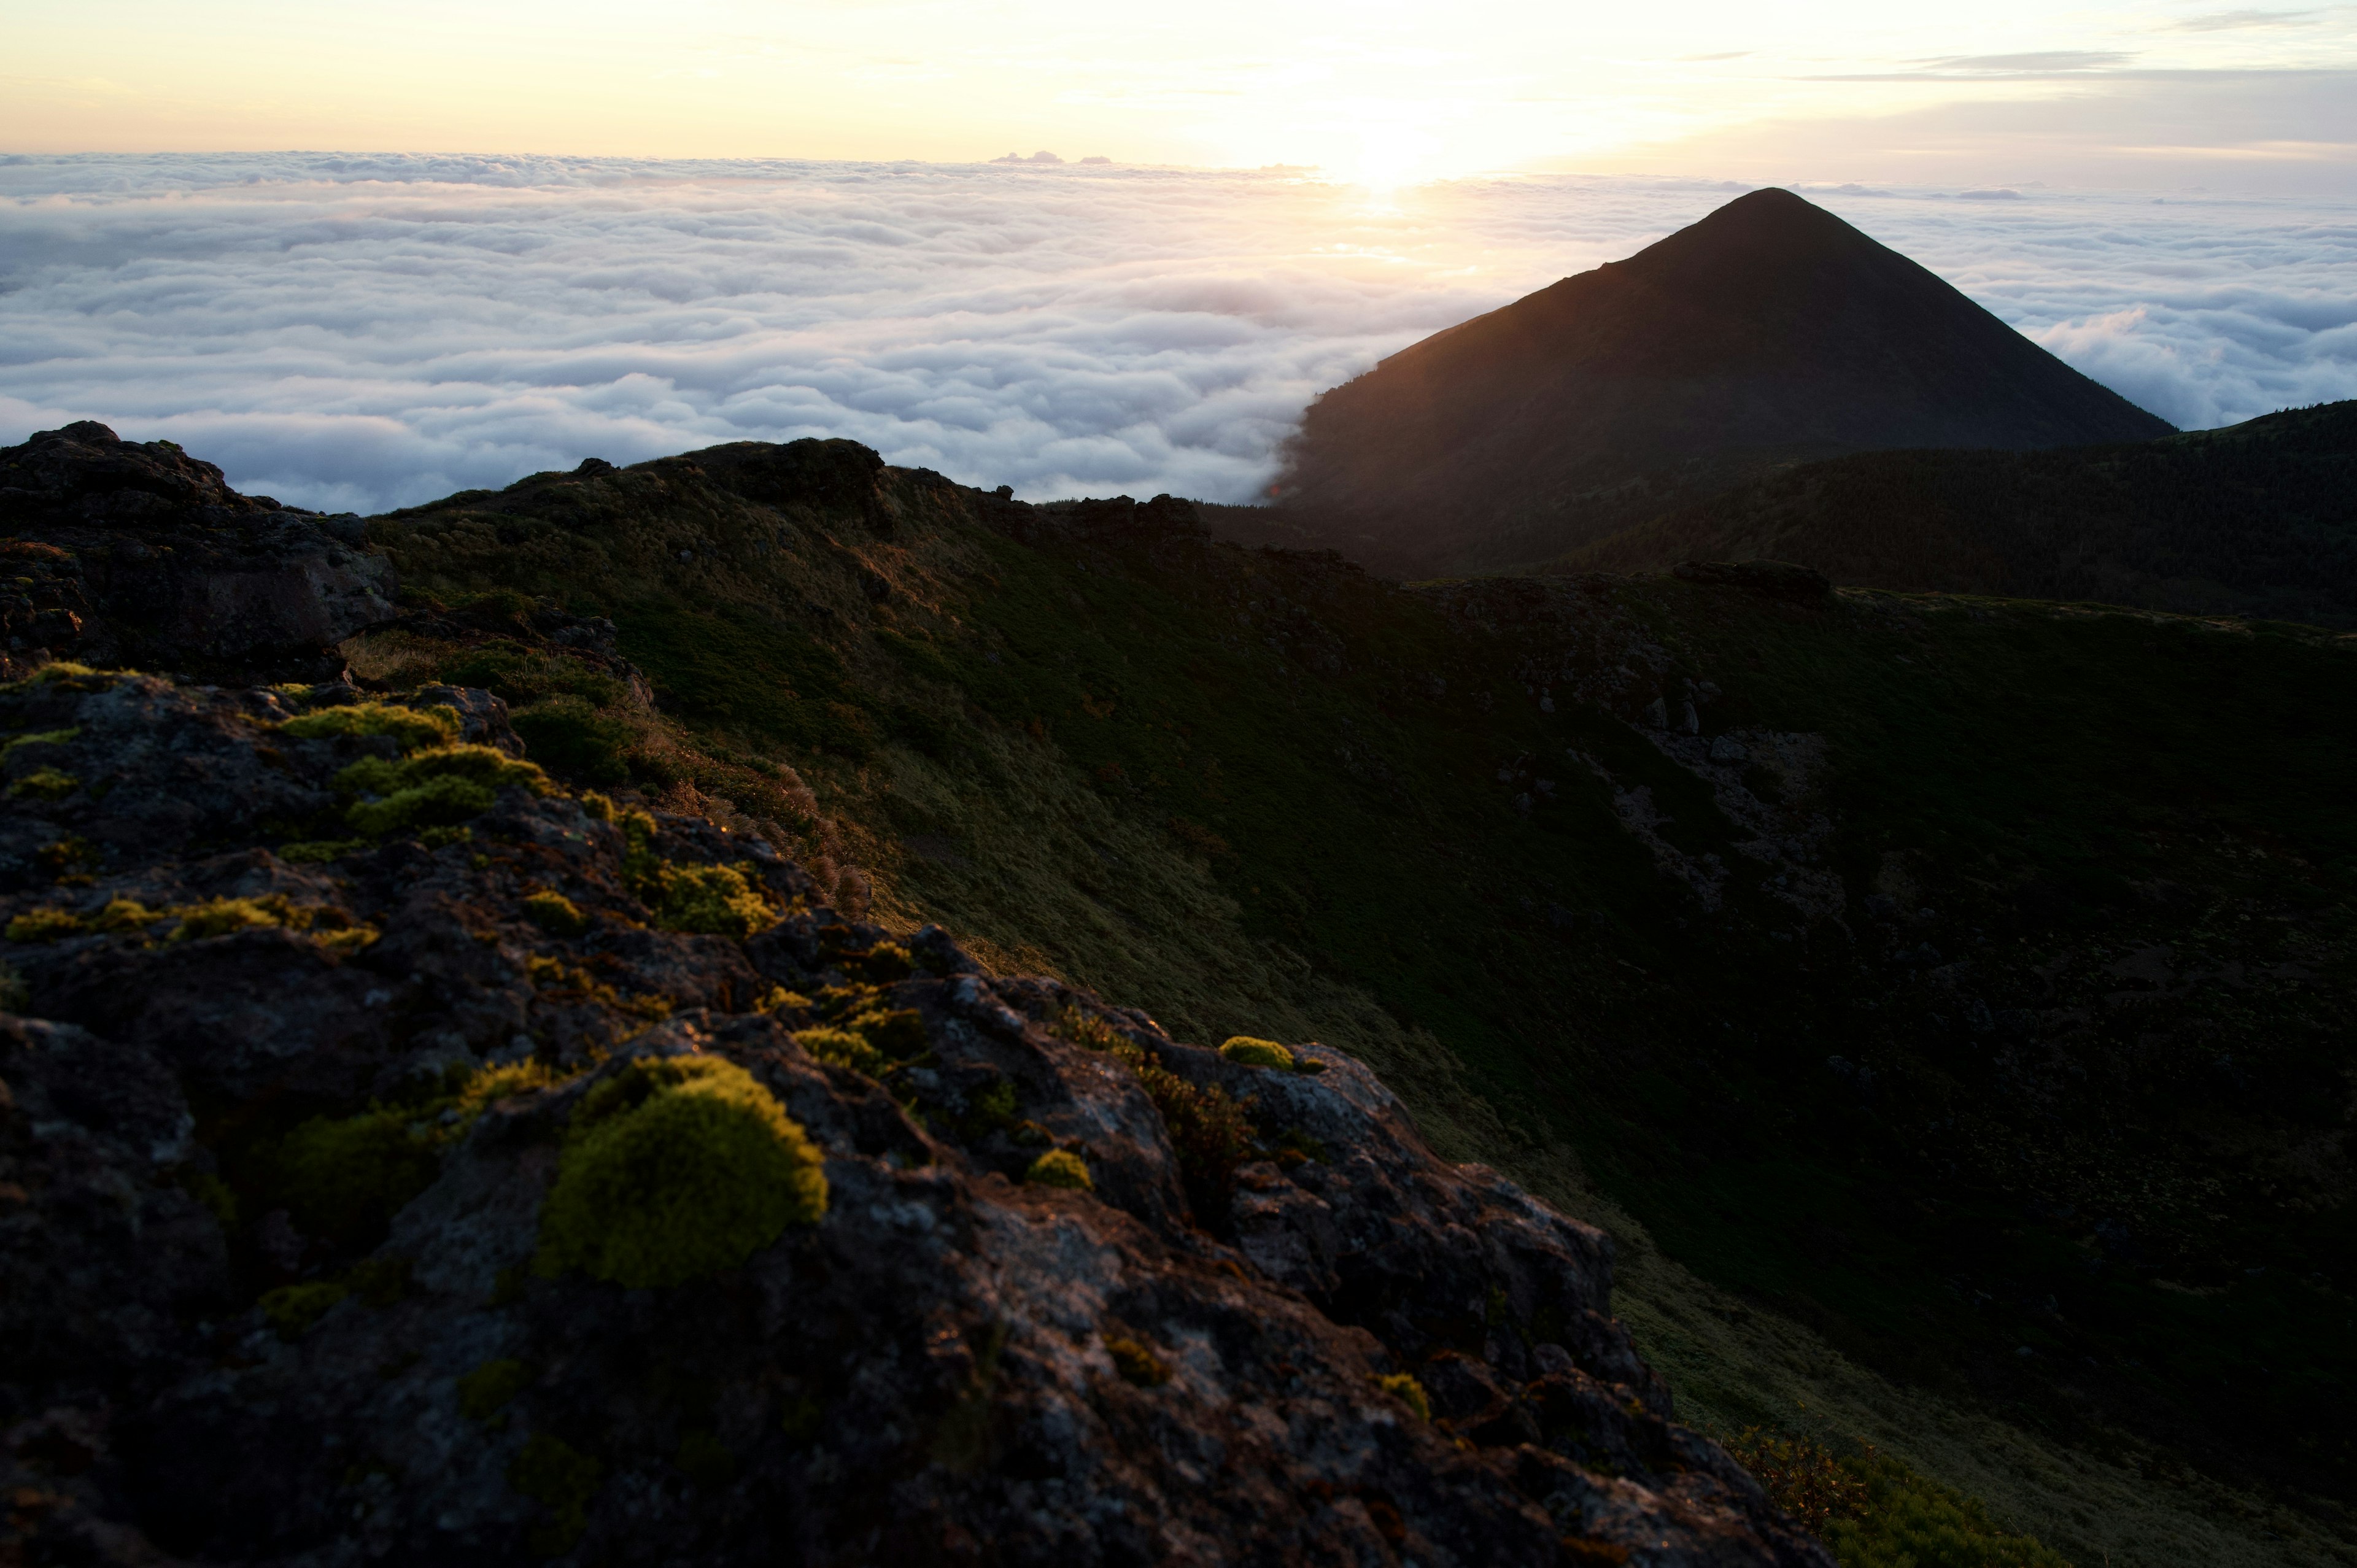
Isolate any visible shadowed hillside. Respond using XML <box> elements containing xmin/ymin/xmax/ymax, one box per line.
<box><xmin>1240</xmin><ymin>188</ymin><xmax>2172</xmax><ymax>579</ymax></box>
<box><xmin>1550</xmin><ymin>400</ymin><xmax>2357</xmax><ymax>627</ymax></box>
<box><xmin>326</xmin><ymin>437</ymin><xmax>2357</xmax><ymax>1566</ymax></box>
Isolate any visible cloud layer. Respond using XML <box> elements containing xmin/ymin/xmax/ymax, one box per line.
<box><xmin>2</xmin><ymin>154</ymin><xmax>2351</xmax><ymax>513</ymax></box>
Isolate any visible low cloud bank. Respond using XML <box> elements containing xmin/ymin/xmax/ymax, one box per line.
<box><xmin>2</xmin><ymin>155</ymin><xmax>2350</xmax><ymax>512</ymax></box>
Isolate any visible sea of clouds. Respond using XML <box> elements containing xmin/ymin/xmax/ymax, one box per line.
<box><xmin>2</xmin><ymin>153</ymin><xmax>2353</xmax><ymax>514</ymax></box>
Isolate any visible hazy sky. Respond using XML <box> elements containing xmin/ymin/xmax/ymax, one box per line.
<box><xmin>6</xmin><ymin>1</ymin><xmax>2356</xmax><ymax>190</ymax></box>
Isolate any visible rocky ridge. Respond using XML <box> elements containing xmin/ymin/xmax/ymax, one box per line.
<box><xmin>0</xmin><ymin>423</ymin><xmax>397</xmax><ymax>683</ymax></box>
<box><xmin>0</xmin><ymin>462</ymin><xmax>1827</xmax><ymax>1562</ymax></box>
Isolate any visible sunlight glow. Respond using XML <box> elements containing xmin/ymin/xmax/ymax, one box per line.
<box><xmin>2</xmin><ymin>1</ymin><xmax>2353</xmax><ymax>190</ymax></box>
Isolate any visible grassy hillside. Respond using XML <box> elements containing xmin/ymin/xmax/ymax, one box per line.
<box><xmin>1546</xmin><ymin>401</ymin><xmax>2357</xmax><ymax>628</ymax></box>
<box><xmin>362</xmin><ymin>442</ymin><xmax>2357</xmax><ymax>1566</ymax></box>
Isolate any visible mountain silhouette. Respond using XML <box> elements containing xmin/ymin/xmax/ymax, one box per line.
<box><xmin>1256</xmin><ymin>187</ymin><xmax>2174</xmax><ymax>577</ymax></box>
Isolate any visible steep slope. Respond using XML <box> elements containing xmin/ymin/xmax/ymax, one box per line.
<box><xmin>1552</xmin><ymin>400</ymin><xmax>2357</xmax><ymax>627</ymax></box>
<box><xmin>0</xmin><ymin>667</ymin><xmax>1827</xmax><ymax>1567</ymax></box>
<box><xmin>1253</xmin><ymin>188</ymin><xmax>2172</xmax><ymax>579</ymax></box>
<box><xmin>341</xmin><ymin>436</ymin><xmax>2357</xmax><ymax>1566</ymax></box>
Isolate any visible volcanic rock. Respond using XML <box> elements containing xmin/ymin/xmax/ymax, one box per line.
<box><xmin>0</xmin><ymin>663</ymin><xmax>1831</xmax><ymax>1567</ymax></box>
<box><xmin>0</xmin><ymin>422</ymin><xmax>398</xmax><ymax>682</ymax></box>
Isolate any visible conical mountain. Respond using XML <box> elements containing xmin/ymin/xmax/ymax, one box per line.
<box><xmin>1261</xmin><ymin>188</ymin><xmax>2175</xmax><ymax>577</ymax></box>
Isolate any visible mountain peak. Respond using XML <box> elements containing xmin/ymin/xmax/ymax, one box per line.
<box><xmin>1258</xmin><ymin>189</ymin><xmax>2173</xmax><ymax>579</ymax></box>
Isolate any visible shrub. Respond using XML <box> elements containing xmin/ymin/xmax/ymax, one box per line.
<box><xmin>1723</xmin><ymin>1429</ymin><xmax>1870</xmax><ymax>1537</ymax></box>
<box><xmin>509</xmin><ymin>1432</ymin><xmax>601</xmax><ymax>1556</ymax></box>
<box><xmin>0</xmin><ymin>961</ymin><xmax>25</xmax><ymax>1014</ymax></box>
<box><xmin>537</xmin><ymin>1056</ymin><xmax>827</xmax><ymax>1289</ymax></box>
<box><xmin>1219</xmin><ymin>1035</ymin><xmax>1295</xmax><ymax>1070</ymax></box>
<box><xmin>1106</xmin><ymin>1337</ymin><xmax>1169</xmax><ymax>1386</ymax></box>
<box><xmin>8</xmin><ymin>768</ymin><xmax>79</xmax><ymax>800</ymax></box>
<box><xmin>1378</xmin><ymin>1373</ymin><xmax>1430</xmax><ymax>1421</ymax></box>
<box><xmin>797</xmin><ymin>1026</ymin><xmax>888</xmax><ymax>1077</ymax></box>
<box><xmin>6</xmin><ymin>906</ymin><xmax>87</xmax><ymax>943</ymax></box>
<box><xmin>458</xmin><ymin>1358</ymin><xmax>532</xmax><ymax>1423</ymax></box>
<box><xmin>846</xmin><ymin>1006</ymin><xmax>927</xmax><ymax>1058</ymax></box>
<box><xmin>282</xmin><ymin>701</ymin><xmax>460</xmax><ymax>752</ymax></box>
<box><xmin>511</xmin><ymin>695</ymin><xmax>632</xmax><ymax>786</ymax></box>
<box><xmin>1822</xmin><ymin>1451</ymin><xmax>2072</xmax><ymax>1568</ymax></box>
<box><xmin>645</xmin><ymin>861</ymin><xmax>771</xmax><ymax>938</ymax></box>
<box><xmin>1026</xmin><ymin>1149</ymin><xmax>1093</xmax><ymax>1191</ymax></box>
<box><xmin>844</xmin><ymin>941</ymin><xmax>914</xmax><ymax>983</ymax></box>
<box><xmin>260</xmin><ymin>1280</ymin><xmax>349</xmax><ymax>1339</ymax></box>
<box><xmin>1131</xmin><ymin>1058</ymin><xmax>1253</xmax><ymax>1220</ymax></box>
<box><xmin>279</xmin><ymin>1106</ymin><xmax>443</xmax><ymax>1248</ymax></box>
<box><xmin>674</xmin><ymin>1429</ymin><xmax>736</xmax><ymax>1488</ymax></box>
<box><xmin>524</xmin><ymin>890</ymin><xmax>590</xmax><ymax>937</ymax></box>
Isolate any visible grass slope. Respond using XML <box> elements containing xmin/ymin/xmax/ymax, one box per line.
<box><xmin>363</xmin><ymin>444</ymin><xmax>2357</xmax><ymax>1566</ymax></box>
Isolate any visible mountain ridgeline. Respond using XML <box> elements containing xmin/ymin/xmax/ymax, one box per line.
<box><xmin>1233</xmin><ymin>188</ymin><xmax>2175</xmax><ymax>580</ymax></box>
<box><xmin>5</xmin><ymin>419</ymin><xmax>2353</xmax><ymax>1567</ymax></box>
<box><xmin>1552</xmin><ymin>399</ymin><xmax>2357</xmax><ymax>627</ymax></box>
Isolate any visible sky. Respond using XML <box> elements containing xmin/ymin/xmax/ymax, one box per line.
<box><xmin>6</xmin><ymin>1</ymin><xmax>2356</xmax><ymax>192</ymax></box>
<box><xmin>1</xmin><ymin>6</ymin><xmax>2353</xmax><ymax>511</ymax></box>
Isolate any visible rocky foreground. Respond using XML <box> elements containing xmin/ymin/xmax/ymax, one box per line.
<box><xmin>0</xmin><ymin>424</ymin><xmax>1829</xmax><ymax>1566</ymax></box>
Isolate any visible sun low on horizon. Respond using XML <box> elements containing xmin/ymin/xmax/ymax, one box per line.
<box><xmin>9</xmin><ymin>0</ymin><xmax>2357</xmax><ymax>192</ymax></box>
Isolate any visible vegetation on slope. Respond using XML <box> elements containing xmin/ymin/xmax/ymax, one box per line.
<box><xmin>1553</xmin><ymin>400</ymin><xmax>2357</xmax><ymax>627</ymax></box>
<box><xmin>360</xmin><ymin>441</ymin><xmax>2357</xmax><ymax>1566</ymax></box>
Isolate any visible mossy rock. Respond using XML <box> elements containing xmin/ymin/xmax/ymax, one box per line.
<box><xmin>1218</xmin><ymin>1036</ymin><xmax>1295</xmax><ymax>1070</ymax></box>
<box><xmin>1026</xmin><ymin>1149</ymin><xmax>1093</xmax><ymax>1191</ymax></box>
<box><xmin>1379</xmin><ymin>1372</ymin><xmax>1430</xmax><ymax>1421</ymax></box>
<box><xmin>524</xmin><ymin>890</ymin><xmax>590</xmax><ymax>937</ymax></box>
<box><xmin>538</xmin><ymin>1056</ymin><xmax>827</xmax><ymax>1289</ymax></box>
<box><xmin>282</xmin><ymin>701</ymin><xmax>460</xmax><ymax>752</ymax></box>
<box><xmin>1107</xmin><ymin>1336</ymin><xmax>1170</xmax><ymax>1386</ymax></box>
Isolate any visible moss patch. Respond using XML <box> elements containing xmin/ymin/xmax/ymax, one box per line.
<box><xmin>537</xmin><ymin>1056</ymin><xmax>827</xmax><ymax>1289</ymax></box>
<box><xmin>1025</xmin><ymin>1149</ymin><xmax>1093</xmax><ymax>1191</ymax></box>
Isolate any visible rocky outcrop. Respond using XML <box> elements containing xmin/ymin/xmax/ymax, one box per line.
<box><xmin>0</xmin><ymin>662</ymin><xmax>1830</xmax><ymax>1567</ymax></box>
<box><xmin>0</xmin><ymin>423</ymin><xmax>398</xmax><ymax>681</ymax></box>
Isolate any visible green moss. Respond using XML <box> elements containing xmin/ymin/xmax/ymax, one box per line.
<box><xmin>279</xmin><ymin>1106</ymin><xmax>442</xmax><ymax>1248</ymax></box>
<box><xmin>523</xmin><ymin>890</ymin><xmax>589</xmax><ymax>937</ymax></box>
<box><xmin>5</xmin><ymin>906</ymin><xmax>86</xmax><ymax>943</ymax></box>
<box><xmin>260</xmin><ymin>1280</ymin><xmax>349</xmax><ymax>1339</ymax></box>
<box><xmin>0</xmin><ymin>727</ymin><xmax>78</xmax><ymax>757</ymax></box>
<box><xmin>1218</xmin><ymin>1035</ymin><xmax>1295</xmax><ymax>1070</ymax></box>
<box><xmin>644</xmin><ymin>860</ymin><xmax>772</xmax><ymax>938</ymax></box>
<box><xmin>171</xmin><ymin>896</ymin><xmax>290</xmax><ymax>941</ymax></box>
<box><xmin>1026</xmin><ymin>1149</ymin><xmax>1093</xmax><ymax>1191</ymax></box>
<box><xmin>8</xmin><ymin>768</ymin><xmax>80</xmax><ymax>800</ymax></box>
<box><xmin>537</xmin><ymin>1056</ymin><xmax>827</xmax><ymax>1289</ymax></box>
<box><xmin>1378</xmin><ymin>1372</ymin><xmax>1430</xmax><ymax>1422</ymax></box>
<box><xmin>1106</xmin><ymin>1337</ymin><xmax>1170</xmax><ymax>1386</ymax></box>
<box><xmin>281</xmin><ymin>701</ymin><xmax>461</xmax><ymax>751</ymax></box>
<box><xmin>338</xmin><ymin>743</ymin><xmax>555</xmax><ymax>838</ymax></box>
<box><xmin>0</xmin><ymin>960</ymin><xmax>26</xmax><ymax>1014</ymax></box>
<box><xmin>508</xmin><ymin>1432</ymin><xmax>601</xmax><ymax>1557</ymax></box>
<box><xmin>458</xmin><ymin>1358</ymin><xmax>532</xmax><ymax>1423</ymax></box>
<box><xmin>796</xmin><ymin>1026</ymin><xmax>889</xmax><ymax>1077</ymax></box>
